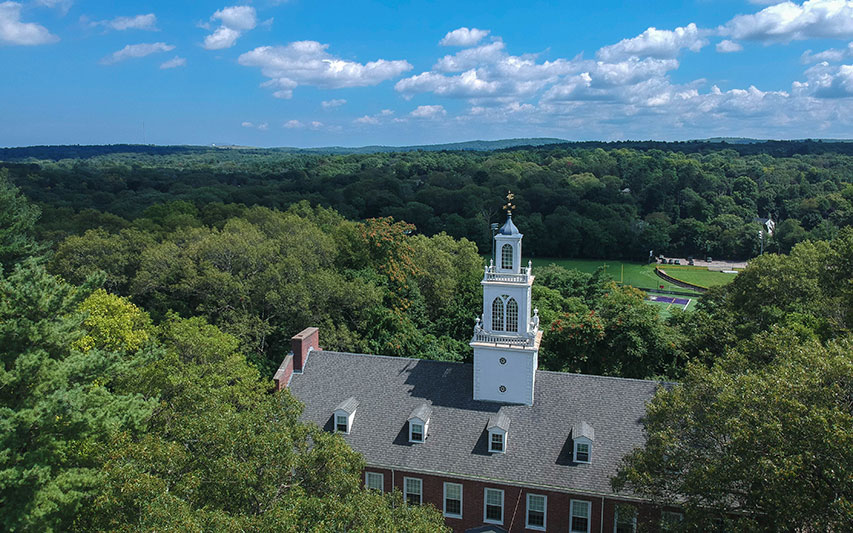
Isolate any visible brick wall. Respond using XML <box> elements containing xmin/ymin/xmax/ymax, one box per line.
<box><xmin>272</xmin><ymin>354</ymin><xmax>294</xmax><ymax>391</ymax></box>
<box><xmin>291</xmin><ymin>327</ymin><xmax>319</xmax><ymax>371</ymax></box>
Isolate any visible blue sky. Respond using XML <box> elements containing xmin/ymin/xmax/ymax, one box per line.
<box><xmin>1</xmin><ymin>0</ymin><xmax>852</xmax><ymax>147</ymax></box>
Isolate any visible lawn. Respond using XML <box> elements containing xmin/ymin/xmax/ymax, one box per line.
<box><xmin>655</xmin><ymin>264</ymin><xmax>739</xmax><ymax>288</ymax></box>
<box><xmin>529</xmin><ymin>258</ymin><xmax>704</xmax><ymax>295</ymax></box>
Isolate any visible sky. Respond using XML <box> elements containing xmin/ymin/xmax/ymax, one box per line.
<box><xmin>1</xmin><ymin>0</ymin><xmax>853</xmax><ymax>147</ymax></box>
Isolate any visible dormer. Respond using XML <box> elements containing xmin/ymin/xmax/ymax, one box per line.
<box><xmin>487</xmin><ymin>411</ymin><xmax>510</xmax><ymax>453</ymax></box>
<box><xmin>572</xmin><ymin>421</ymin><xmax>594</xmax><ymax>463</ymax></box>
<box><xmin>408</xmin><ymin>403</ymin><xmax>432</xmax><ymax>443</ymax></box>
<box><xmin>334</xmin><ymin>397</ymin><xmax>358</xmax><ymax>434</ymax></box>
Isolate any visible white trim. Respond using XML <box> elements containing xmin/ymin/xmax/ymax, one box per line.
<box><xmin>443</xmin><ymin>482</ymin><xmax>463</xmax><ymax>518</ymax></box>
<box><xmin>335</xmin><ymin>413</ymin><xmax>349</xmax><ymax>433</ymax></box>
<box><xmin>409</xmin><ymin>420</ymin><xmax>425</xmax><ymax>443</ymax></box>
<box><xmin>403</xmin><ymin>476</ymin><xmax>422</xmax><ymax>505</ymax></box>
<box><xmin>570</xmin><ymin>499</ymin><xmax>592</xmax><ymax>533</ymax></box>
<box><xmin>488</xmin><ymin>429</ymin><xmax>506</xmax><ymax>453</ymax></box>
<box><xmin>365</xmin><ymin>471</ymin><xmax>383</xmax><ymax>492</ymax></box>
<box><xmin>614</xmin><ymin>504</ymin><xmax>637</xmax><ymax>533</ymax></box>
<box><xmin>574</xmin><ymin>438</ymin><xmax>591</xmax><ymax>463</ymax></box>
<box><xmin>525</xmin><ymin>493</ymin><xmax>547</xmax><ymax>530</ymax></box>
<box><xmin>483</xmin><ymin>487</ymin><xmax>504</xmax><ymax>525</ymax></box>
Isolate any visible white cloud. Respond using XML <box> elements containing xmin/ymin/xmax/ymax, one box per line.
<box><xmin>241</xmin><ymin>121</ymin><xmax>269</xmax><ymax>130</ymax></box>
<box><xmin>86</xmin><ymin>13</ymin><xmax>157</xmax><ymax>31</ymax></box>
<box><xmin>801</xmin><ymin>42</ymin><xmax>853</xmax><ymax>62</ymax></box>
<box><xmin>722</xmin><ymin>0</ymin><xmax>853</xmax><ymax>43</ymax></box>
<box><xmin>379</xmin><ymin>108</ymin><xmax>394</xmax><ymax>115</ymax></box>
<box><xmin>160</xmin><ymin>56</ymin><xmax>186</xmax><ymax>69</ymax></box>
<box><xmin>239</xmin><ymin>41</ymin><xmax>412</xmax><ymax>98</ymax></box>
<box><xmin>283</xmin><ymin>119</ymin><xmax>304</xmax><ymax>128</ymax></box>
<box><xmin>434</xmin><ymin>40</ymin><xmax>507</xmax><ymax>72</ymax></box>
<box><xmin>597</xmin><ymin>23</ymin><xmax>708</xmax><ymax>61</ymax></box>
<box><xmin>241</xmin><ymin>121</ymin><xmax>254</xmax><ymax>127</ymax></box>
<box><xmin>101</xmin><ymin>42</ymin><xmax>175</xmax><ymax>65</ymax></box>
<box><xmin>310</xmin><ymin>121</ymin><xmax>323</xmax><ymax>129</ymax></box>
<box><xmin>34</xmin><ymin>0</ymin><xmax>71</xmax><ymax>14</ymax></box>
<box><xmin>439</xmin><ymin>27</ymin><xmax>490</xmax><ymax>47</ymax></box>
<box><xmin>796</xmin><ymin>61</ymin><xmax>853</xmax><ymax>97</ymax></box>
<box><xmin>321</xmin><ymin>98</ymin><xmax>347</xmax><ymax>108</ymax></box>
<box><xmin>717</xmin><ymin>39</ymin><xmax>744</xmax><ymax>52</ymax></box>
<box><xmin>410</xmin><ymin>104</ymin><xmax>446</xmax><ymax>118</ymax></box>
<box><xmin>257</xmin><ymin>122</ymin><xmax>269</xmax><ymax>130</ymax></box>
<box><xmin>0</xmin><ymin>1</ymin><xmax>58</xmax><ymax>45</ymax></box>
<box><xmin>354</xmin><ymin>115</ymin><xmax>380</xmax><ymax>124</ymax></box>
<box><xmin>203</xmin><ymin>5</ymin><xmax>256</xmax><ymax>50</ymax></box>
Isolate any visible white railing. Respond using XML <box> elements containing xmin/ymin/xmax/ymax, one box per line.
<box><xmin>483</xmin><ymin>263</ymin><xmax>532</xmax><ymax>283</ymax></box>
<box><xmin>472</xmin><ymin>330</ymin><xmax>535</xmax><ymax>347</ymax></box>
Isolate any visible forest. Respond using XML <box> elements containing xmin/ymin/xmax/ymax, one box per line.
<box><xmin>1</xmin><ymin>142</ymin><xmax>851</xmax><ymax>531</ymax></box>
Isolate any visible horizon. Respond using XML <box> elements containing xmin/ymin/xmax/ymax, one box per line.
<box><xmin>2</xmin><ymin>1</ymin><xmax>852</xmax><ymax>147</ymax></box>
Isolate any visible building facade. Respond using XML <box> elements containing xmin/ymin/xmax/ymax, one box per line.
<box><xmin>274</xmin><ymin>212</ymin><xmax>676</xmax><ymax>533</ymax></box>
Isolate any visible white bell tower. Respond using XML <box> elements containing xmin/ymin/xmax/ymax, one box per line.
<box><xmin>471</xmin><ymin>193</ymin><xmax>542</xmax><ymax>405</ymax></box>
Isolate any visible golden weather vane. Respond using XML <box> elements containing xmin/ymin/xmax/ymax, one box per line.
<box><xmin>503</xmin><ymin>191</ymin><xmax>515</xmax><ymax>215</ymax></box>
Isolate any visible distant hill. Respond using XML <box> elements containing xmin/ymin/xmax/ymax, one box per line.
<box><xmin>3</xmin><ymin>137</ymin><xmax>853</xmax><ymax>161</ymax></box>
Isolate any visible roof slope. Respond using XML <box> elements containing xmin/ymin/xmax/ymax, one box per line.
<box><xmin>288</xmin><ymin>350</ymin><xmax>662</xmax><ymax>495</ymax></box>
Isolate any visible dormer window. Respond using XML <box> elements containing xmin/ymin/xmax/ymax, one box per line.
<box><xmin>333</xmin><ymin>396</ymin><xmax>358</xmax><ymax>434</ymax></box>
<box><xmin>572</xmin><ymin>421</ymin><xmax>594</xmax><ymax>463</ymax></box>
<box><xmin>408</xmin><ymin>403</ymin><xmax>432</xmax><ymax>444</ymax></box>
<box><xmin>487</xmin><ymin>411</ymin><xmax>510</xmax><ymax>454</ymax></box>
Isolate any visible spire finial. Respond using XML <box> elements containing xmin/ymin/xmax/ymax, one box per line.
<box><xmin>503</xmin><ymin>191</ymin><xmax>515</xmax><ymax>216</ymax></box>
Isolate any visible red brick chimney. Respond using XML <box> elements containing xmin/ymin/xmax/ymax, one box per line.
<box><xmin>291</xmin><ymin>327</ymin><xmax>319</xmax><ymax>372</ymax></box>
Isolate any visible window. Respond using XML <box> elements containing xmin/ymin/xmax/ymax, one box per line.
<box><xmin>505</xmin><ymin>298</ymin><xmax>518</xmax><ymax>332</ymax></box>
<box><xmin>365</xmin><ymin>472</ymin><xmax>383</xmax><ymax>492</ymax></box>
<box><xmin>575</xmin><ymin>441</ymin><xmax>591</xmax><ymax>463</ymax></box>
<box><xmin>410</xmin><ymin>422</ymin><xmax>424</xmax><ymax>443</ymax></box>
<box><xmin>570</xmin><ymin>500</ymin><xmax>591</xmax><ymax>533</ymax></box>
<box><xmin>483</xmin><ymin>488</ymin><xmax>504</xmax><ymax>524</ymax></box>
<box><xmin>490</xmin><ymin>432</ymin><xmax>504</xmax><ymax>453</ymax></box>
<box><xmin>404</xmin><ymin>477</ymin><xmax>422</xmax><ymax>505</ymax></box>
<box><xmin>491</xmin><ymin>297</ymin><xmax>504</xmax><ymax>331</ymax></box>
<box><xmin>526</xmin><ymin>494</ymin><xmax>546</xmax><ymax>530</ymax></box>
<box><xmin>335</xmin><ymin>414</ymin><xmax>348</xmax><ymax>433</ymax></box>
<box><xmin>501</xmin><ymin>243</ymin><xmax>513</xmax><ymax>269</ymax></box>
<box><xmin>614</xmin><ymin>504</ymin><xmax>637</xmax><ymax>533</ymax></box>
<box><xmin>443</xmin><ymin>482</ymin><xmax>462</xmax><ymax>518</ymax></box>
<box><xmin>661</xmin><ymin>511</ymin><xmax>683</xmax><ymax>531</ymax></box>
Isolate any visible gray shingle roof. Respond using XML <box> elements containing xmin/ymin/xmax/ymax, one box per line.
<box><xmin>488</xmin><ymin>411</ymin><xmax>511</xmax><ymax>432</ymax></box>
<box><xmin>498</xmin><ymin>215</ymin><xmax>520</xmax><ymax>236</ymax></box>
<box><xmin>335</xmin><ymin>396</ymin><xmax>359</xmax><ymax>414</ymax></box>
<box><xmin>288</xmin><ymin>350</ymin><xmax>663</xmax><ymax>495</ymax></box>
<box><xmin>409</xmin><ymin>403</ymin><xmax>432</xmax><ymax>422</ymax></box>
<box><xmin>572</xmin><ymin>421</ymin><xmax>595</xmax><ymax>441</ymax></box>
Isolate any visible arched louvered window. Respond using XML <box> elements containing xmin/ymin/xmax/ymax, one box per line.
<box><xmin>506</xmin><ymin>298</ymin><xmax>519</xmax><ymax>332</ymax></box>
<box><xmin>492</xmin><ymin>297</ymin><xmax>504</xmax><ymax>331</ymax></box>
<box><xmin>501</xmin><ymin>244</ymin><xmax>513</xmax><ymax>269</ymax></box>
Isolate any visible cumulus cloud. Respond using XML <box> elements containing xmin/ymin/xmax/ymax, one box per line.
<box><xmin>321</xmin><ymin>98</ymin><xmax>347</xmax><ymax>108</ymax></box>
<box><xmin>722</xmin><ymin>0</ymin><xmax>853</xmax><ymax>43</ymax></box>
<box><xmin>85</xmin><ymin>13</ymin><xmax>157</xmax><ymax>31</ymax></box>
<box><xmin>203</xmin><ymin>5</ymin><xmax>256</xmax><ymax>50</ymax></box>
<box><xmin>239</xmin><ymin>40</ymin><xmax>412</xmax><ymax>98</ymax></box>
<box><xmin>0</xmin><ymin>1</ymin><xmax>58</xmax><ymax>45</ymax></box>
<box><xmin>717</xmin><ymin>39</ymin><xmax>743</xmax><ymax>52</ymax></box>
<box><xmin>34</xmin><ymin>0</ymin><xmax>71</xmax><ymax>14</ymax></box>
<box><xmin>439</xmin><ymin>27</ymin><xmax>490</xmax><ymax>47</ymax></box>
<box><xmin>410</xmin><ymin>105</ymin><xmax>446</xmax><ymax>118</ymax></box>
<box><xmin>160</xmin><ymin>56</ymin><xmax>186</xmax><ymax>69</ymax></box>
<box><xmin>241</xmin><ymin>121</ymin><xmax>269</xmax><ymax>130</ymax></box>
<box><xmin>101</xmin><ymin>42</ymin><xmax>175</xmax><ymax>65</ymax></box>
<box><xmin>596</xmin><ymin>23</ymin><xmax>708</xmax><ymax>61</ymax></box>
<box><xmin>283</xmin><ymin>119</ymin><xmax>303</xmax><ymax>128</ymax></box>
<box><xmin>354</xmin><ymin>115</ymin><xmax>380</xmax><ymax>124</ymax></box>
<box><xmin>801</xmin><ymin>42</ymin><xmax>853</xmax><ymax>62</ymax></box>
<box><xmin>795</xmin><ymin>61</ymin><xmax>853</xmax><ymax>97</ymax></box>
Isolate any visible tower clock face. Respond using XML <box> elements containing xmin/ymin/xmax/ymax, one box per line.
<box><xmin>499</xmin><ymin>357</ymin><xmax>507</xmax><ymax>365</ymax></box>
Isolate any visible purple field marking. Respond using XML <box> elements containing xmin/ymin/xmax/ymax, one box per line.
<box><xmin>645</xmin><ymin>295</ymin><xmax>691</xmax><ymax>307</ymax></box>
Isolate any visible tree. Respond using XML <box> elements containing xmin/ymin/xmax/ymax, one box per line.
<box><xmin>0</xmin><ymin>261</ymin><xmax>154</xmax><ymax>532</ymax></box>
<box><xmin>0</xmin><ymin>170</ymin><xmax>43</xmax><ymax>269</ymax></box>
<box><xmin>612</xmin><ymin>330</ymin><xmax>853</xmax><ymax>532</ymax></box>
<box><xmin>73</xmin><ymin>289</ymin><xmax>152</xmax><ymax>353</ymax></box>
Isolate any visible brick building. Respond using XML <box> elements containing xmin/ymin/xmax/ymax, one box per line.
<box><xmin>274</xmin><ymin>210</ymin><xmax>676</xmax><ymax>532</ymax></box>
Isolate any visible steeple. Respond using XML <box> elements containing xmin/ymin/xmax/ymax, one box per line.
<box><xmin>471</xmin><ymin>192</ymin><xmax>542</xmax><ymax>406</ymax></box>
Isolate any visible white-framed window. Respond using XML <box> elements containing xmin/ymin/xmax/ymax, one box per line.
<box><xmin>443</xmin><ymin>482</ymin><xmax>462</xmax><ymax>518</ymax></box>
<box><xmin>404</xmin><ymin>477</ymin><xmax>422</xmax><ymax>505</ymax></box>
<box><xmin>570</xmin><ymin>499</ymin><xmax>591</xmax><ymax>533</ymax></box>
<box><xmin>501</xmin><ymin>243</ymin><xmax>513</xmax><ymax>269</ymax></box>
<box><xmin>574</xmin><ymin>439</ymin><xmax>591</xmax><ymax>463</ymax></box>
<box><xmin>505</xmin><ymin>298</ymin><xmax>518</xmax><ymax>332</ymax></box>
<box><xmin>492</xmin><ymin>297</ymin><xmax>504</xmax><ymax>331</ymax></box>
<box><xmin>614</xmin><ymin>504</ymin><xmax>637</xmax><ymax>533</ymax></box>
<box><xmin>410</xmin><ymin>421</ymin><xmax>424</xmax><ymax>443</ymax></box>
<box><xmin>526</xmin><ymin>493</ymin><xmax>547</xmax><ymax>530</ymax></box>
<box><xmin>661</xmin><ymin>511</ymin><xmax>683</xmax><ymax>531</ymax></box>
<box><xmin>489</xmin><ymin>431</ymin><xmax>504</xmax><ymax>453</ymax></box>
<box><xmin>335</xmin><ymin>414</ymin><xmax>348</xmax><ymax>433</ymax></box>
<box><xmin>483</xmin><ymin>488</ymin><xmax>504</xmax><ymax>524</ymax></box>
<box><xmin>365</xmin><ymin>471</ymin><xmax>383</xmax><ymax>492</ymax></box>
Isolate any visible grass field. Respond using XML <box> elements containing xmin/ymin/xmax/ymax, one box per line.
<box><xmin>654</xmin><ymin>264</ymin><xmax>739</xmax><ymax>288</ymax></box>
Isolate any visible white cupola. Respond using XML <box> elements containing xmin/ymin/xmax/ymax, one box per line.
<box><xmin>471</xmin><ymin>192</ymin><xmax>542</xmax><ymax>406</ymax></box>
